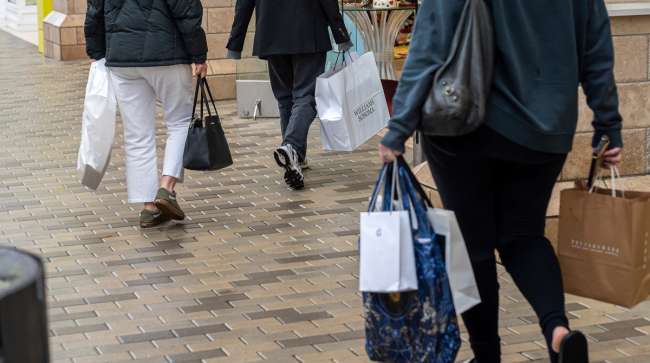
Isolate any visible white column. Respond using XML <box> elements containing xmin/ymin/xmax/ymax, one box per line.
<box><xmin>0</xmin><ymin>0</ymin><xmax>8</xmax><ymax>27</ymax></box>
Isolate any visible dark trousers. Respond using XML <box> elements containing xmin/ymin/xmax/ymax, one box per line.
<box><xmin>267</xmin><ymin>53</ymin><xmax>326</xmax><ymax>161</ymax></box>
<box><xmin>422</xmin><ymin>127</ymin><xmax>569</xmax><ymax>363</ymax></box>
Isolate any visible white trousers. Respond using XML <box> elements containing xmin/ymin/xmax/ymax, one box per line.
<box><xmin>109</xmin><ymin>65</ymin><xmax>192</xmax><ymax>203</ymax></box>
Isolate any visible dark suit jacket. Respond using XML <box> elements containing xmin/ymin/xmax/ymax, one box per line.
<box><xmin>227</xmin><ymin>0</ymin><xmax>350</xmax><ymax>58</ymax></box>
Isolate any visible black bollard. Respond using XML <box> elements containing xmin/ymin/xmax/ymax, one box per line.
<box><xmin>0</xmin><ymin>248</ymin><xmax>49</xmax><ymax>363</ymax></box>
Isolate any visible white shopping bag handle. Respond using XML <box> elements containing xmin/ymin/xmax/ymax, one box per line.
<box><xmin>368</xmin><ymin>160</ymin><xmax>402</xmax><ymax>213</ymax></box>
<box><xmin>589</xmin><ymin>166</ymin><xmax>625</xmax><ymax>198</ymax></box>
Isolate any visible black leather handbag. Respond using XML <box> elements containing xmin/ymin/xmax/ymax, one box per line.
<box><xmin>183</xmin><ymin>78</ymin><xmax>233</xmax><ymax>171</ymax></box>
<box><xmin>420</xmin><ymin>0</ymin><xmax>494</xmax><ymax>136</ymax></box>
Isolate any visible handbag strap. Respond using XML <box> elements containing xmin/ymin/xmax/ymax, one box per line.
<box><xmin>191</xmin><ymin>77</ymin><xmax>201</xmax><ymax>120</ymax></box>
<box><xmin>202</xmin><ymin>78</ymin><xmax>220</xmax><ymax>118</ymax></box>
<box><xmin>199</xmin><ymin>78</ymin><xmax>212</xmax><ymax>118</ymax></box>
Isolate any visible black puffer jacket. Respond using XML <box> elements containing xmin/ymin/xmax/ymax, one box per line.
<box><xmin>85</xmin><ymin>0</ymin><xmax>208</xmax><ymax>67</ymax></box>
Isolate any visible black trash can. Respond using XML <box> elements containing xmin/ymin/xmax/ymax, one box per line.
<box><xmin>0</xmin><ymin>248</ymin><xmax>49</xmax><ymax>363</ymax></box>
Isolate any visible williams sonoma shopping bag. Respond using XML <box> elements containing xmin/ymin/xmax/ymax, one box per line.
<box><xmin>558</xmin><ymin>176</ymin><xmax>650</xmax><ymax>307</ymax></box>
<box><xmin>315</xmin><ymin>52</ymin><xmax>390</xmax><ymax>151</ymax></box>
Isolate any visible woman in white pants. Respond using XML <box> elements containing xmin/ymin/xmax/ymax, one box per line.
<box><xmin>85</xmin><ymin>0</ymin><xmax>208</xmax><ymax>227</ymax></box>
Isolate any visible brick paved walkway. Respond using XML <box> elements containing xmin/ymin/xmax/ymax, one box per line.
<box><xmin>2</xmin><ymin>30</ymin><xmax>650</xmax><ymax>363</ymax></box>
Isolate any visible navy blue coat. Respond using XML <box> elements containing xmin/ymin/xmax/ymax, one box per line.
<box><xmin>382</xmin><ymin>0</ymin><xmax>623</xmax><ymax>154</ymax></box>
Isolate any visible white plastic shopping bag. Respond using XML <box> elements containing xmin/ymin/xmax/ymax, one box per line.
<box><xmin>428</xmin><ymin>209</ymin><xmax>481</xmax><ymax>314</ymax></box>
<box><xmin>77</xmin><ymin>59</ymin><xmax>116</xmax><ymax>190</ymax></box>
<box><xmin>316</xmin><ymin>52</ymin><xmax>390</xmax><ymax>151</ymax></box>
<box><xmin>359</xmin><ymin>162</ymin><xmax>418</xmax><ymax>293</ymax></box>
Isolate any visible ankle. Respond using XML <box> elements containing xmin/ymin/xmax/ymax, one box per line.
<box><xmin>143</xmin><ymin>202</ymin><xmax>158</xmax><ymax>211</ymax></box>
<box><xmin>552</xmin><ymin>326</ymin><xmax>570</xmax><ymax>353</ymax></box>
<box><xmin>160</xmin><ymin>176</ymin><xmax>177</xmax><ymax>191</ymax></box>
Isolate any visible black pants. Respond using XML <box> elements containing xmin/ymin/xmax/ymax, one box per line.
<box><xmin>422</xmin><ymin>127</ymin><xmax>569</xmax><ymax>363</ymax></box>
<box><xmin>267</xmin><ymin>53</ymin><xmax>326</xmax><ymax>161</ymax></box>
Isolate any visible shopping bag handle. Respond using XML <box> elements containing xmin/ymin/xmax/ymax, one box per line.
<box><xmin>589</xmin><ymin>166</ymin><xmax>626</xmax><ymax>198</ymax></box>
<box><xmin>332</xmin><ymin>50</ymin><xmax>353</xmax><ymax>69</ymax></box>
<box><xmin>398</xmin><ymin>164</ymin><xmax>436</xmax><ymax>241</ymax></box>
<box><xmin>368</xmin><ymin>160</ymin><xmax>400</xmax><ymax>213</ymax></box>
<box><xmin>397</xmin><ymin>156</ymin><xmax>434</xmax><ymax>208</ymax></box>
<box><xmin>368</xmin><ymin>164</ymin><xmax>389</xmax><ymax>212</ymax></box>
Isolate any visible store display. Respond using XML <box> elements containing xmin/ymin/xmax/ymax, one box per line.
<box><xmin>373</xmin><ymin>0</ymin><xmax>400</xmax><ymax>8</ymax></box>
<box><xmin>342</xmin><ymin>0</ymin><xmax>371</xmax><ymax>8</ymax></box>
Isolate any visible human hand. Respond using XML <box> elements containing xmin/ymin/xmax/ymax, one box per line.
<box><xmin>192</xmin><ymin>63</ymin><xmax>208</xmax><ymax>78</ymax></box>
<box><xmin>338</xmin><ymin>41</ymin><xmax>354</xmax><ymax>52</ymax></box>
<box><xmin>601</xmin><ymin>147</ymin><xmax>623</xmax><ymax>169</ymax></box>
<box><xmin>378</xmin><ymin>143</ymin><xmax>402</xmax><ymax>164</ymax></box>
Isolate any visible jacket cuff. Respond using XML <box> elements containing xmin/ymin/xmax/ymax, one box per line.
<box><xmin>226</xmin><ymin>50</ymin><xmax>242</xmax><ymax>60</ymax></box>
<box><xmin>380</xmin><ymin>129</ymin><xmax>409</xmax><ymax>154</ymax></box>
<box><xmin>191</xmin><ymin>54</ymin><xmax>207</xmax><ymax>64</ymax></box>
<box><xmin>87</xmin><ymin>50</ymin><xmax>106</xmax><ymax>61</ymax></box>
<box><xmin>593</xmin><ymin>129</ymin><xmax>623</xmax><ymax>149</ymax></box>
<box><xmin>332</xmin><ymin>26</ymin><xmax>351</xmax><ymax>45</ymax></box>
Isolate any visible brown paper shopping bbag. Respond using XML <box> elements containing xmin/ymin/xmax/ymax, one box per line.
<box><xmin>558</xmin><ymin>179</ymin><xmax>650</xmax><ymax>308</ymax></box>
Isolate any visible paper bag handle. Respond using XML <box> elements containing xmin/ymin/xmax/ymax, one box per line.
<box><xmin>589</xmin><ymin>166</ymin><xmax>626</xmax><ymax>198</ymax></box>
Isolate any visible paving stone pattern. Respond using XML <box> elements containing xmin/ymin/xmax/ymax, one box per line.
<box><xmin>2</xmin><ymin>30</ymin><xmax>650</xmax><ymax>363</ymax></box>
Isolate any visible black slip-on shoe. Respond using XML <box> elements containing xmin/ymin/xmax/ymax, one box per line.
<box><xmin>559</xmin><ymin>331</ymin><xmax>589</xmax><ymax>363</ymax></box>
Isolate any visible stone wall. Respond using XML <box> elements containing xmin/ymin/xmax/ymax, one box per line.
<box><xmin>42</xmin><ymin>0</ymin><xmax>86</xmax><ymax>60</ymax></box>
<box><xmin>202</xmin><ymin>0</ymin><xmax>266</xmax><ymax>100</ymax></box>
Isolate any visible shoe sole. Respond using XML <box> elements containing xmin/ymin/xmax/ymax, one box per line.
<box><xmin>155</xmin><ymin>199</ymin><xmax>186</xmax><ymax>220</ymax></box>
<box><xmin>140</xmin><ymin>217</ymin><xmax>171</xmax><ymax>229</ymax></box>
<box><xmin>140</xmin><ymin>221</ymin><xmax>161</xmax><ymax>229</ymax></box>
<box><xmin>274</xmin><ymin>148</ymin><xmax>304</xmax><ymax>190</ymax></box>
<box><xmin>559</xmin><ymin>331</ymin><xmax>589</xmax><ymax>363</ymax></box>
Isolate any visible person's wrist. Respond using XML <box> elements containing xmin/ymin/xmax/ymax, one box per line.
<box><xmin>338</xmin><ymin>41</ymin><xmax>353</xmax><ymax>52</ymax></box>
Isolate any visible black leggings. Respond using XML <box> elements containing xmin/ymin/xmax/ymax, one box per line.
<box><xmin>423</xmin><ymin>127</ymin><xmax>569</xmax><ymax>363</ymax></box>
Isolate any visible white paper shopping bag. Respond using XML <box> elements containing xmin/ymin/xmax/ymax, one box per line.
<box><xmin>359</xmin><ymin>211</ymin><xmax>418</xmax><ymax>293</ymax></box>
<box><xmin>316</xmin><ymin>52</ymin><xmax>390</xmax><ymax>151</ymax></box>
<box><xmin>77</xmin><ymin>59</ymin><xmax>116</xmax><ymax>190</ymax></box>
<box><xmin>428</xmin><ymin>209</ymin><xmax>481</xmax><ymax>314</ymax></box>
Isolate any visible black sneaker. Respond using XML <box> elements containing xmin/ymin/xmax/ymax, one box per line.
<box><xmin>139</xmin><ymin>209</ymin><xmax>171</xmax><ymax>228</ymax></box>
<box><xmin>274</xmin><ymin>144</ymin><xmax>304</xmax><ymax>190</ymax></box>
<box><xmin>300</xmin><ymin>158</ymin><xmax>310</xmax><ymax>170</ymax></box>
<box><xmin>154</xmin><ymin>188</ymin><xmax>185</xmax><ymax>220</ymax></box>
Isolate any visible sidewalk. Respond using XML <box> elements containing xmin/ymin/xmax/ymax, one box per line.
<box><xmin>2</xmin><ymin>30</ymin><xmax>650</xmax><ymax>363</ymax></box>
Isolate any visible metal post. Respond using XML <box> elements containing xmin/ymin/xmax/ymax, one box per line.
<box><xmin>0</xmin><ymin>248</ymin><xmax>49</xmax><ymax>363</ymax></box>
